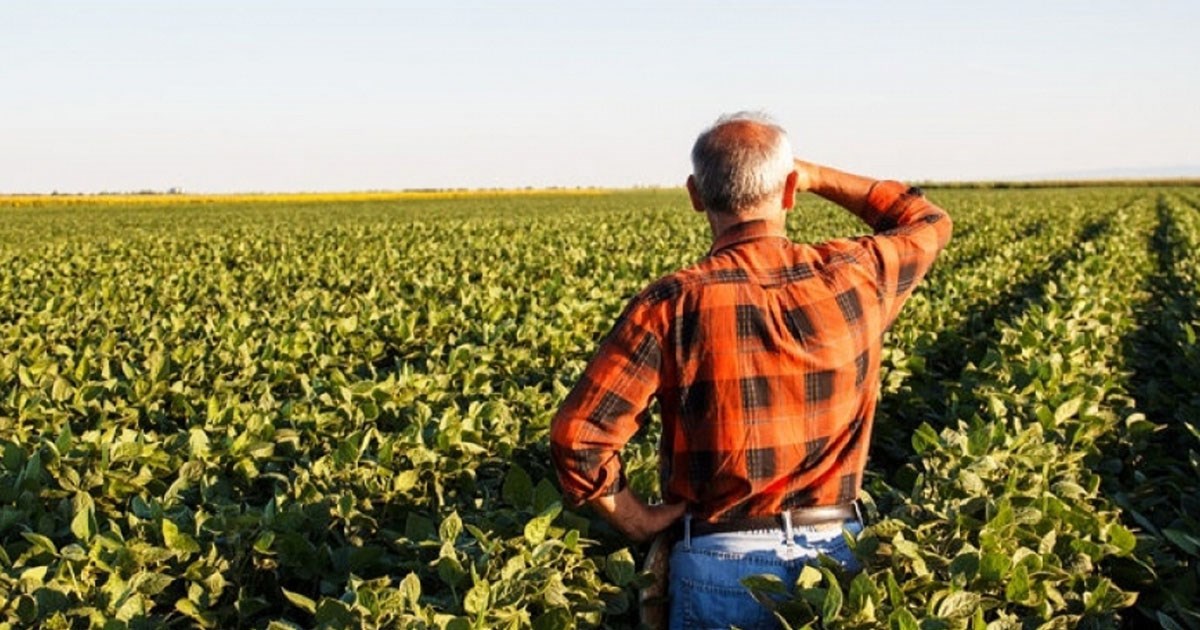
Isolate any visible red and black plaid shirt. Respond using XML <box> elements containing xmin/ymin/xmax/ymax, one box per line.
<box><xmin>550</xmin><ymin>181</ymin><xmax>952</xmax><ymax>523</ymax></box>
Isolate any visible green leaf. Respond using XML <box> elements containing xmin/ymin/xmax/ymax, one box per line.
<box><xmin>336</xmin><ymin>316</ymin><xmax>358</xmax><ymax>334</ymax></box>
<box><xmin>1162</xmin><ymin>528</ymin><xmax>1200</xmax><ymax>557</ymax></box>
<box><xmin>314</xmin><ymin>598</ymin><xmax>356</xmax><ymax>626</ymax></box>
<box><xmin>893</xmin><ymin>535</ymin><xmax>920</xmax><ymax>559</ymax></box>
<box><xmin>1005</xmin><ymin>564</ymin><xmax>1030</xmax><ymax>603</ymax></box>
<box><xmin>1038</xmin><ymin>529</ymin><xmax>1058</xmax><ymax>555</ymax></box>
<box><xmin>742</xmin><ymin>573</ymin><xmax>787</xmax><ymax>595</ymax></box>
<box><xmin>892</xmin><ymin>533</ymin><xmax>929</xmax><ymax>575</ymax></box>
<box><xmin>464</xmin><ymin>523</ymin><xmax>490</xmax><ymax>546</ymax></box>
<box><xmin>948</xmin><ymin>551</ymin><xmax>980</xmax><ymax>582</ymax></box>
<box><xmin>443</xmin><ymin>619</ymin><xmax>472</xmax><ymax>630</ymax></box>
<box><xmin>532</xmin><ymin>607</ymin><xmax>573</xmax><ymax>630</ymax></box>
<box><xmin>605</xmin><ymin>590</ymin><xmax>631</xmax><ymax>615</ymax></box>
<box><xmin>604</xmin><ymin>548</ymin><xmax>636</xmax><ymax>586</ymax></box>
<box><xmin>175</xmin><ymin>597</ymin><xmax>216</xmax><ymax>628</ymax></box>
<box><xmin>254</xmin><ymin>530</ymin><xmax>275</xmax><ymax>554</ymax></box>
<box><xmin>936</xmin><ymin>591</ymin><xmax>980</xmax><ymax>619</ymax></box>
<box><xmin>281</xmin><ymin>588</ymin><xmax>316</xmax><ymax>614</ymax></box>
<box><xmin>1084</xmin><ymin>578</ymin><xmax>1111</xmax><ymax>613</ymax></box>
<box><xmin>55</xmin><ymin>425</ymin><xmax>74</xmax><ymax>457</ymax></box>
<box><xmin>51</xmin><ymin>376</ymin><xmax>73</xmax><ymax>402</ymax></box>
<box><xmin>463</xmin><ymin>580</ymin><xmax>490</xmax><ymax>616</ymax></box>
<box><xmin>533</xmin><ymin>478</ymin><xmax>561</xmax><ymax>512</ymax></box>
<box><xmin>523</xmin><ymin>502</ymin><xmax>561</xmax><ymax>545</ymax></box>
<box><xmin>1053</xmin><ymin>396</ymin><xmax>1083</xmax><ymax>423</ymax></box>
<box><xmin>889</xmin><ymin>608</ymin><xmax>919</xmax><ymax>630</ymax></box>
<box><xmin>71</xmin><ymin>492</ymin><xmax>97</xmax><ymax>542</ymax></box>
<box><xmin>502</xmin><ymin>464</ymin><xmax>533</xmax><ymax>508</ymax></box>
<box><xmin>542</xmin><ymin>573</ymin><xmax>569</xmax><ymax>608</ymax></box>
<box><xmin>188</xmin><ymin>428</ymin><xmax>210</xmax><ymax>458</ymax></box>
<box><xmin>437</xmin><ymin>555</ymin><xmax>467</xmax><ymax>587</ymax></box>
<box><xmin>162</xmin><ymin>518</ymin><xmax>200</xmax><ymax>555</ymax></box>
<box><xmin>886</xmin><ymin>570</ymin><xmax>904</xmax><ymax>605</ymax></box>
<box><xmin>821</xmin><ymin>567</ymin><xmax>843</xmax><ymax>619</ymax></box>
<box><xmin>971</xmin><ymin>608</ymin><xmax>987</xmax><ymax>630</ymax></box>
<box><xmin>132</xmin><ymin>572</ymin><xmax>175</xmax><ymax>596</ymax></box>
<box><xmin>404</xmin><ymin>513</ymin><xmax>436</xmax><ymax>541</ymax></box>
<box><xmin>19</xmin><ymin>565</ymin><xmax>48</xmax><ymax>590</ymax></box>
<box><xmin>439</xmin><ymin>511</ymin><xmax>462</xmax><ymax>543</ymax></box>
<box><xmin>14</xmin><ymin>595</ymin><xmax>36</xmax><ymax>625</ymax></box>
<box><xmin>394</xmin><ymin>469</ymin><xmax>419</xmax><ymax>493</ymax></box>
<box><xmin>400</xmin><ymin>572</ymin><xmax>422</xmax><ymax>611</ymax></box>
<box><xmin>847</xmin><ymin>572</ymin><xmax>876</xmax><ymax>615</ymax></box>
<box><xmin>1106</xmin><ymin>522</ymin><xmax>1137</xmax><ymax>555</ymax></box>
<box><xmin>797</xmin><ymin>564</ymin><xmax>823</xmax><ymax>589</ymax></box>
<box><xmin>911</xmin><ymin>423</ymin><xmax>940</xmax><ymax>454</ymax></box>
<box><xmin>980</xmin><ymin>552</ymin><xmax>1010</xmax><ymax>582</ymax></box>
<box><xmin>21</xmin><ymin>532</ymin><xmax>57</xmax><ymax>556</ymax></box>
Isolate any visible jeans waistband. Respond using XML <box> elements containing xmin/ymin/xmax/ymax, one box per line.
<box><xmin>686</xmin><ymin>503</ymin><xmax>859</xmax><ymax>537</ymax></box>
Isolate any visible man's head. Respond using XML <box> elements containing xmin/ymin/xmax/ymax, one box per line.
<box><xmin>688</xmin><ymin>112</ymin><xmax>797</xmax><ymax>217</ymax></box>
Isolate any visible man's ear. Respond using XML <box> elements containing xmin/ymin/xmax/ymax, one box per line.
<box><xmin>686</xmin><ymin>175</ymin><xmax>705</xmax><ymax>213</ymax></box>
<box><xmin>782</xmin><ymin>170</ymin><xmax>799</xmax><ymax>211</ymax></box>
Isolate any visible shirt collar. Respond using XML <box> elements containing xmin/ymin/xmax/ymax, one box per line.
<box><xmin>708</xmin><ymin>220</ymin><xmax>788</xmax><ymax>255</ymax></box>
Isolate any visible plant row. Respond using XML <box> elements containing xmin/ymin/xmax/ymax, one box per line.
<box><xmin>1099</xmin><ymin>193</ymin><xmax>1200</xmax><ymax>628</ymax></box>
<box><xmin>749</xmin><ymin>195</ymin><xmax>1159</xmax><ymax>627</ymax></box>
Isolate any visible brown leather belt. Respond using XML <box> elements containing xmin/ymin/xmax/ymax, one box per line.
<box><xmin>687</xmin><ymin>503</ymin><xmax>859</xmax><ymax>537</ymax></box>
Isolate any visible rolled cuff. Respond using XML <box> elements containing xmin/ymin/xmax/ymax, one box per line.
<box><xmin>552</xmin><ymin>445</ymin><xmax>627</xmax><ymax>508</ymax></box>
<box><xmin>862</xmin><ymin>180</ymin><xmax>921</xmax><ymax>231</ymax></box>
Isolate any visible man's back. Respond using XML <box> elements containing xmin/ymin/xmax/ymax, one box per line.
<box><xmin>552</xmin><ymin>181</ymin><xmax>949</xmax><ymax>522</ymax></box>
<box><xmin>548</xmin><ymin>113</ymin><xmax>950</xmax><ymax>629</ymax></box>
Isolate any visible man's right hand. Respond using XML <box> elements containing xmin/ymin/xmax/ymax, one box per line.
<box><xmin>793</xmin><ymin>159</ymin><xmax>879</xmax><ymax>218</ymax></box>
<box><xmin>793</xmin><ymin>159</ymin><xmax>822</xmax><ymax>194</ymax></box>
<box><xmin>588</xmin><ymin>487</ymin><xmax>688</xmax><ymax>543</ymax></box>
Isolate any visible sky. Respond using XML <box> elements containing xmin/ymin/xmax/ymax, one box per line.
<box><xmin>2</xmin><ymin>1</ymin><xmax>1198</xmax><ymax>193</ymax></box>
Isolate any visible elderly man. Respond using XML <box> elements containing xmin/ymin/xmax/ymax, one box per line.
<box><xmin>550</xmin><ymin>112</ymin><xmax>951</xmax><ymax>628</ymax></box>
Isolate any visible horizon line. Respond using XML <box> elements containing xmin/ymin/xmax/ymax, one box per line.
<box><xmin>5</xmin><ymin>175</ymin><xmax>1200</xmax><ymax>198</ymax></box>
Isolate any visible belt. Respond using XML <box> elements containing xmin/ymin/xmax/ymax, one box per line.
<box><xmin>687</xmin><ymin>503</ymin><xmax>859</xmax><ymax>537</ymax></box>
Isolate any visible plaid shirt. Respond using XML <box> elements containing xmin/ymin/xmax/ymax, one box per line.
<box><xmin>550</xmin><ymin>181</ymin><xmax>952</xmax><ymax>523</ymax></box>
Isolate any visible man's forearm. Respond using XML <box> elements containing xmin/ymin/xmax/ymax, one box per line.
<box><xmin>588</xmin><ymin>487</ymin><xmax>687</xmax><ymax>543</ymax></box>
<box><xmin>795</xmin><ymin>159</ymin><xmax>879</xmax><ymax>221</ymax></box>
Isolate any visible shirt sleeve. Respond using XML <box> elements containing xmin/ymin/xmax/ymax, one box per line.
<box><xmin>854</xmin><ymin>181</ymin><xmax>954</xmax><ymax>328</ymax></box>
<box><xmin>550</xmin><ymin>296</ymin><xmax>664</xmax><ymax>507</ymax></box>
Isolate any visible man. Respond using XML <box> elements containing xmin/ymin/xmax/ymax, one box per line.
<box><xmin>550</xmin><ymin>112</ymin><xmax>952</xmax><ymax>628</ymax></box>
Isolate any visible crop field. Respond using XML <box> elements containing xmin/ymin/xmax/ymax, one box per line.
<box><xmin>1</xmin><ymin>187</ymin><xmax>1198</xmax><ymax>629</ymax></box>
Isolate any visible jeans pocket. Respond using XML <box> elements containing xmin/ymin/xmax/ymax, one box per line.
<box><xmin>678</xmin><ymin>576</ymin><xmax>777</xmax><ymax>630</ymax></box>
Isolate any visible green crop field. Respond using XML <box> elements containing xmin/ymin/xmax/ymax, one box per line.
<box><xmin>1</xmin><ymin>187</ymin><xmax>1198</xmax><ymax>629</ymax></box>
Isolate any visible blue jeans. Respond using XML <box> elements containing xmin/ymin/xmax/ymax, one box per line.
<box><xmin>668</xmin><ymin>514</ymin><xmax>864</xmax><ymax>630</ymax></box>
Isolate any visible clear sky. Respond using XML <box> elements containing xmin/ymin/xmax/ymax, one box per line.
<box><xmin>2</xmin><ymin>1</ymin><xmax>1197</xmax><ymax>193</ymax></box>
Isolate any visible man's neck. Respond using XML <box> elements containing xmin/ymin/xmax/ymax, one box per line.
<box><xmin>708</xmin><ymin>214</ymin><xmax>789</xmax><ymax>255</ymax></box>
<box><xmin>708</xmin><ymin>210</ymin><xmax>787</xmax><ymax>248</ymax></box>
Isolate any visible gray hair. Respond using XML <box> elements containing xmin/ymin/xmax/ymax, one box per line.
<box><xmin>690</xmin><ymin>111</ymin><xmax>794</xmax><ymax>214</ymax></box>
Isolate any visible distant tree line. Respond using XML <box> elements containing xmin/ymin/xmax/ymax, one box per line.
<box><xmin>48</xmin><ymin>187</ymin><xmax>185</xmax><ymax>196</ymax></box>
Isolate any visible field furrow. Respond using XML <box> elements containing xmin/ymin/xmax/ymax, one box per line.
<box><xmin>1102</xmin><ymin>193</ymin><xmax>1200</xmax><ymax>628</ymax></box>
<box><xmin>870</xmin><ymin>192</ymin><xmax>1134</xmax><ymax>474</ymax></box>
<box><xmin>757</xmin><ymin>196</ymin><xmax>1159</xmax><ymax>626</ymax></box>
